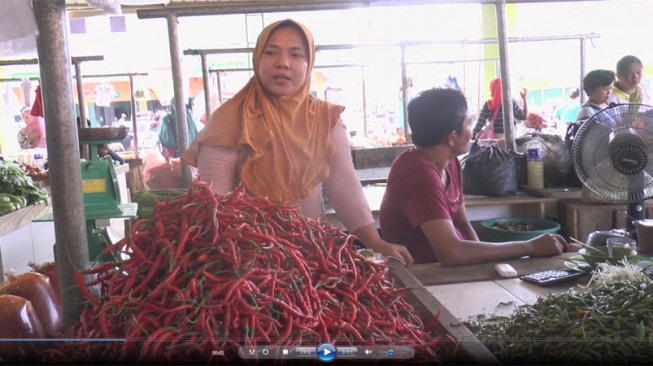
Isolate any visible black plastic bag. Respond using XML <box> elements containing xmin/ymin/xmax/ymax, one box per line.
<box><xmin>461</xmin><ymin>141</ymin><xmax>518</xmax><ymax>196</ymax></box>
<box><xmin>564</xmin><ymin>123</ymin><xmax>584</xmax><ymax>187</ymax></box>
<box><xmin>540</xmin><ymin>134</ymin><xmax>572</xmax><ymax>187</ymax></box>
<box><xmin>510</xmin><ymin>150</ymin><xmax>527</xmax><ymax>185</ymax></box>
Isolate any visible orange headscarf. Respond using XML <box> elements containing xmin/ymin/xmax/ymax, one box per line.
<box><xmin>487</xmin><ymin>78</ymin><xmax>502</xmax><ymax>111</ymax></box>
<box><xmin>182</xmin><ymin>19</ymin><xmax>344</xmax><ymax>204</ymax></box>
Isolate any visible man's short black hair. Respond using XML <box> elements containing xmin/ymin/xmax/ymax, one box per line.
<box><xmin>408</xmin><ymin>87</ymin><xmax>468</xmax><ymax>147</ymax></box>
<box><xmin>582</xmin><ymin>69</ymin><xmax>615</xmax><ymax>96</ymax></box>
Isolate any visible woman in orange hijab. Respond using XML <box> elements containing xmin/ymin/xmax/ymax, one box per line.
<box><xmin>182</xmin><ymin>19</ymin><xmax>413</xmax><ymax>265</ymax></box>
<box><xmin>472</xmin><ymin>78</ymin><xmax>528</xmax><ymax>139</ymax></box>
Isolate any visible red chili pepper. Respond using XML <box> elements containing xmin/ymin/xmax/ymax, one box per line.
<box><xmin>74</xmin><ymin>270</ymin><xmax>100</xmax><ymax>306</ymax></box>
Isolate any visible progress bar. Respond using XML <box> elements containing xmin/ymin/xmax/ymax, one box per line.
<box><xmin>0</xmin><ymin>339</ymin><xmax>126</xmax><ymax>342</ymax></box>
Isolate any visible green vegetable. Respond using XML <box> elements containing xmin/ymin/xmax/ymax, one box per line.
<box><xmin>0</xmin><ymin>160</ymin><xmax>48</xmax><ymax>211</ymax></box>
<box><xmin>466</xmin><ymin>280</ymin><xmax>653</xmax><ymax>364</ymax></box>
<box><xmin>133</xmin><ymin>189</ymin><xmax>187</xmax><ymax>218</ymax></box>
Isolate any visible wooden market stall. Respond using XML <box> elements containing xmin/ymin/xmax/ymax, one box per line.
<box><xmin>9</xmin><ymin>0</ymin><xmax>617</xmax><ymax>363</ymax></box>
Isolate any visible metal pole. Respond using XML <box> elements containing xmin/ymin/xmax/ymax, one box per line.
<box><xmin>579</xmin><ymin>37</ymin><xmax>586</xmax><ymax>105</ymax></box>
<box><xmin>200</xmin><ymin>53</ymin><xmax>212</xmax><ymax>120</ymax></box>
<box><xmin>216</xmin><ymin>71</ymin><xmax>223</xmax><ymax>104</ymax></box>
<box><xmin>138</xmin><ymin>0</ymin><xmax>611</xmax><ymax>19</ymax></box>
<box><xmin>33</xmin><ymin>0</ymin><xmax>89</xmax><ymax>329</ymax></box>
<box><xmin>400</xmin><ymin>42</ymin><xmax>410</xmax><ymax>137</ymax></box>
<box><xmin>361</xmin><ymin>65</ymin><xmax>368</xmax><ymax>138</ymax></box>
<box><xmin>128</xmin><ymin>74</ymin><xmax>139</xmax><ymax>160</ymax></box>
<box><xmin>495</xmin><ymin>0</ymin><xmax>515</xmax><ymax>151</ymax></box>
<box><xmin>73</xmin><ymin>60</ymin><xmax>87</xmax><ymax>130</ymax></box>
<box><xmin>72</xmin><ymin>59</ymin><xmax>89</xmax><ymax>160</ymax></box>
<box><xmin>166</xmin><ymin>13</ymin><xmax>191</xmax><ymax>188</ymax></box>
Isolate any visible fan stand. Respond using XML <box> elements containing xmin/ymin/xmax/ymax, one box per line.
<box><xmin>627</xmin><ymin>202</ymin><xmax>645</xmax><ymax>240</ymax></box>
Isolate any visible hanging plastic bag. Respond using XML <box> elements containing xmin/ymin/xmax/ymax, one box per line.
<box><xmin>142</xmin><ymin>150</ymin><xmax>182</xmax><ymax>189</ymax></box>
<box><xmin>461</xmin><ymin>140</ymin><xmax>518</xmax><ymax>196</ymax></box>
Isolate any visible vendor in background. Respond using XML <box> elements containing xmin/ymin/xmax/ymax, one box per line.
<box><xmin>576</xmin><ymin>69</ymin><xmax>615</xmax><ymax>122</ymax></box>
<box><xmin>98</xmin><ymin>144</ymin><xmax>125</xmax><ymax>165</ymax></box>
<box><xmin>608</xmin><ymin>55</ymin><xmax>650</xmax><ymax>105</ymax></box>
<box><xmin>20</xmin><ymin>107</ymin><xmax>46</xmax><ymax>148</ymax></box>
<box><xmin>472</xmin><ymin>78</ymin><xmax>528</xmax><ymax>140</ymax></box>
<box><xmin>159</xmin><ymin>98</ymin><xmax>199</xmax><ymax>160</ymax></box>
<box><xmin>182</xmin><ymin>19</ymin><xmax>413</xmax><ymax>265</ymax></box>
<box><xmin>379</xmin><ymin>88</ymin><xmax>567</xmax><ymax>266</ymax></box>
<box><xmin>554</xmin><ymin>88</ymin><xmax>581</xmax><ymax>124</ymax></box>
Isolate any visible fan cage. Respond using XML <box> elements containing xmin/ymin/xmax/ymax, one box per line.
<box><xmin>571</xmin><ymin>103</ymin><xmax>653</xmax><ymax>204</ymax></box>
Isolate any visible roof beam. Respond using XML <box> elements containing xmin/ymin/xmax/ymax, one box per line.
<box><xmin>138</xmin><ymin>0</ymin><xmax>610</xmax><ymax>18</ymax></box>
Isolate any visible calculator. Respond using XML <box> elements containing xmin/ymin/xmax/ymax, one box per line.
<box><xmin>519</xmin><ymin>269</ymin><xmax>587</xmax><ymax>287</ymax></box>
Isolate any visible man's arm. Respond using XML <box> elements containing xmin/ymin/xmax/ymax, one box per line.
<box><xmin>451</xmin><ymin>203</ymin><xmax>478</xmax><ymax>241</ymax></box>
<box><xmin>420</xmin><ymin>219</ymin><xmax>566</xmax><ymax>266</ymax></box>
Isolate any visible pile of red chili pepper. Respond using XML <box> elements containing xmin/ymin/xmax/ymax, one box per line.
<box><xmin>41</xmin><ymin>180</ymin><xmax>448</xmax><ymax>364</ymax></box>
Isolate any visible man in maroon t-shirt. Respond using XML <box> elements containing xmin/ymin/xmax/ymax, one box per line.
<box><xmin>379</xmin><ymin>88</ymin><xmax>567</xmax><ymax>265</ymax></box>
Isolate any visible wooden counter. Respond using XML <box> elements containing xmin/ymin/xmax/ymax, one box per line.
<box><xmin>409</xmin><ymin>252</ymin><xmax>576</xmax><ymax>286</ymax></box>
<box><xmin>407</xmin><ymin>253</ymin><xmax>586</xmax><ymax>322</ymax></box>
<box><xmin>0</xmin><ymin>200</ymin><xmax>49</xmax><ymax>238</ymax></box>
<box><xmin>325</xmin><ymin>185</ymin><xmax>557</xmax><ymax>229</ymax></box>
<box><xmin>387</xmin><ymin>261</ymin><xmax>499</xmax><ymax>364</ymax></box>
<box><xmin>350</xmin><ymin>145</ymin><xmax>412</xmax><ymax>170</ymax></box>
<box><xmin>0</xmin><ymin>200</ymin><xmax>54</xmax><ymax>281</ymax></box>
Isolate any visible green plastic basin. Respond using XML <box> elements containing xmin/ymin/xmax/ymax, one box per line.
<box><xmin>481</xmin><ymin>217</ymin><xmax>561</xmax><ymax>242</ymax></box>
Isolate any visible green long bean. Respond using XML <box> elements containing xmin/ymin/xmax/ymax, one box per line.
<box><xmin>466</xmin><ymin>280</ymin><xmax>653</xmax><ymax>364</ymax></box>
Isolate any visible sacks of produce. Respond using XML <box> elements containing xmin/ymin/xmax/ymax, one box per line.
<box><xmin>40</xmin><ymin>180</ymin><xmax>449</xmax><ymax>363</ymax></box>
<box><xmin>0</xmin><ymin>295</ymin><xmax>45</xmax><ymax>363</ymax></box>
<box><xmin>142</xmin><ymin>151</ymin><xmax>182</xmax><ymax>190</ymax></box>
<box><xmin>28</xmin><ymin>261</ymin><xmax>60</xmax><ymax>303</ymax></box>
<box><xmin>0</xmin><ymin>270</ymin><xmax>62</xmax><ymax>337</ymax></box>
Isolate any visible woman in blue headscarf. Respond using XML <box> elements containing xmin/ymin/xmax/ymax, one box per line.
<box><xmin>158</xmin><ymin>97</ymin><xmax>199</xmax><ymax>159</ymax></box>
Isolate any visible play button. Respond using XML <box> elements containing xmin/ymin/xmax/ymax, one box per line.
<box><xmin>317</xmin><ymin>344</ymin><xmax>336</xmax><ymax>362</ymax></box>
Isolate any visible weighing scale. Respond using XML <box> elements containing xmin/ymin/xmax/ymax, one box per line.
<box><xmin>36</xmin><ymin>127</ymin><xmax>138</xmax><ymax>262</ymax></box>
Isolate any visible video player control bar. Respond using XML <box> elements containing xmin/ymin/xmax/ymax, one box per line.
<box><xmin>238</xmin><ymin>344</ymin><xmax>414</xmax><ymax>361</ymax></box>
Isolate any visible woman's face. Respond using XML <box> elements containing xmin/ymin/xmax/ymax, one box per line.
<box><xmin>619</xmin><ymin>62</ymin><xmax>643</xmax><ymax>91</ymax></box>
<box><xmin>589</xmin><ymin>83</ymin><xmax>614</xmax><ymax>105</ymax></box>
<box><xmin>258</xmin><ymin>26</ymin><xmax>309</xmax><ymax>98</ymax></box>
<box><xmin>21</xmin><ymin>109</ymin><xmax>32</xmax><ymax>123</ymax></box>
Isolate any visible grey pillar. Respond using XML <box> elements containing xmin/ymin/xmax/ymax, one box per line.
<box><xmin>200</xmin><ymin>53</ymin><xmax>212</xmax><ymax>120</ymax></box>
<box><xmin>495</xmin><ymin>0</ymin><xmax>515</xmax><ymax>151</ymax></box>
<box><xmin>73</xmin><ymin>60</ymin><xmax>87</xmax><ymax>129</ymax></box>
<box><xmin>73</xmin><ymin>60</ymin><xmax>89</xmax><ymax>159</ymax></box>
<box><xmin>216</xmin><ymin>71</ymin><xmax>223</xmax><ymax>104</ymax></box>
<box><xmin>128</xmin><ymin>74</ymin><xmax>139</xmax><ymax>159</ymax></box>
<box><xmin>166</xmin><ymin>13</ymin><xmax>191</xmax><ymax>187</ymax></box>
<box><xmin>33</xmin><ymin>0</ymin><xmax>89</xmax><ymax>329</ymax></box>
<box><xmin>400</xmin><ymin>42</ymin><xmax>410</xmax><ymax>136</ymax></box>
<box><xmin>580</xmin><ymin>37</ymin><xmax>586</xmax><ymax>105</ymax></box>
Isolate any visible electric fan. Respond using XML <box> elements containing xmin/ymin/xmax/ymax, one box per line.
<box><xmin>571</xmin><ymin>103</ymin><xmax>653</xmax><ymax>235</ymax></box>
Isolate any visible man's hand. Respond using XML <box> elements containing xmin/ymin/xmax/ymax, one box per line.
<box><xmin>528</xmin><ymin>233</ymin><xmax>568</xmax><ymax>257</ymax></box>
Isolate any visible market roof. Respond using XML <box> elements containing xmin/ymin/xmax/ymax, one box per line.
<box><xmin>64</xmin><ymin>0</ymin><xmax>609</xmax><ymax>17</ymax></box>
